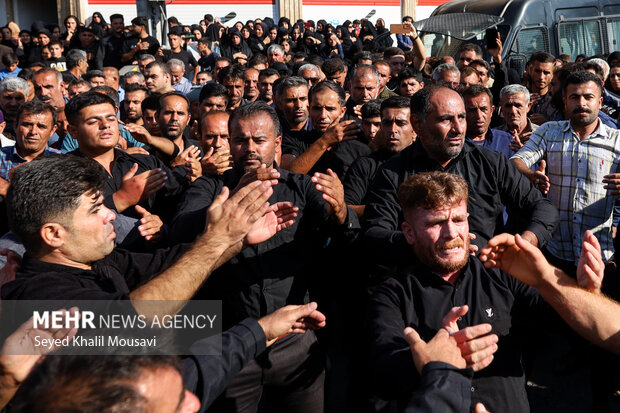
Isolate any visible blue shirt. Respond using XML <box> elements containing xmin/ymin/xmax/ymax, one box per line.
<box><xmin>172</xmin><ymin>77</ymin><xmax>193</xmax><ymax>95</ymax></box>
<box><xmin>0</xmin><ymin>67</ymin><xmax>21</xmax><ymax>80</ymax></box>
<box><xmin>0</xmin><ymin>145</ymin><xmax>61</xmax><ymax>181</ymax></box>
<box><xmin>467</xmin><ymin>128</ymin><xmax>514</xmax><ymax>159</ymax></box>
<box><xmin>60</xmin><ymin>123</ymin><xmax>145</xmax><ymax>153</ymax></box>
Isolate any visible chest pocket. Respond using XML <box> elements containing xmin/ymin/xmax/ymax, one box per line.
<box><xmin>478</xmin><ymin>305</ymin><xmax>512</xmax><ymax>336</ymax></box>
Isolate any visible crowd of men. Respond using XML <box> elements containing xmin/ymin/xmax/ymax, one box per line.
<box><xmin>0</xmin><ymin>9</ymin><xmax>619</xmax><ymax>413</ymax></box>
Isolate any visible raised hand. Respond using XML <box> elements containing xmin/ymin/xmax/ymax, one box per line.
<box><xmin>603</xmin><ymin>172</ymin><xmax>620</xmax><ymax>195</ymax></box>
<box><xmin>257</xmin><ymin>302</ymin><xmax>326</xmax><ymax>346</ymax></box>
<box><xmin>441</xmin><ymin>305</ymin><xmax>498</xmax><ymax>372</ymax></box>
<box><xmin>320</xmin><ymin>120</ymin><xmax>361</xmax><ymax>147</ymax></box>
<box><xmin>312</xmin><ymin>169</ymin><xmax>347</xmax><ymax>224</ymax></box>
<box><xmin>235</xmin><ymin>164</ymin><xmax>279</xmax><ymax>191</ymax></box>
<box><xmin>135</xmin><ymin>205</ymin><xmax>164</xmax><ymax>243</ymax></box>
<box><xmin>172</xmin><ymin>145</ymin><xmax>201</xmax><ymax>168</ymax></box>
<box><xmin>576</xmin><ymin>230</ymin><xmax>604</xmax><ymax>293</ymax></box>
<box><xmin>403</xmin><ymin>326</ymin><xmax>466</xmax><ymax>374</ymax></box>
<box><xmin>245</xmin><ymin>201</ymin><xmax>298</xmax><ymax>245</ymax></box>
<box><xmin>113</xmin><ymin>163</ymin><xmax>167</xmax><ymax>212</ymax></box>
<box><xmin>201</xmin><ymin>147</ymin><xmax>232</xmax><ymax>175</ymax></box>
<box><xmin>205</xmin><ymin>181</ymin><xmax>274</xmax><ymax>247</ymax></box>
<box><xmin>532</xmin><ymin>159</ymin><xmax>549</xmax><ymax>194</ymax></box>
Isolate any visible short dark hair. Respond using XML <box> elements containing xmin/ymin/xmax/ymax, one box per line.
<box><xmin>83</xmin><ymin>70</ymin><xmax>106</xmax><ymax>82</ymax></box>
<box><xmin>398</xmin><ymin>171</ymin><xmax>469</xmax><ymax>212</ymax></box>
<box><xmin>218</xmin><ymin>64</ymin><xmax>245</xmax><ymax>84</ymax></box>
<box><xmin>229</xmin><ymin>101</ymin><xmax>281</xmax><ymax>137</ymax></box>
<box><xmin>380</xmin><ymin>96</ymin><xmax>411</xmax><ymax>117</ymax></box>
<box><xmin>470</xmin><ymin>59</ymin><xmax>491</xmax><ymax>73</ymax></box>
<box><xmin>141</xmin><ymin>95</ymin><xmax>160</xmax><ymax>112</ymax></box>
<box><xmin>258</xmin><ymin>68</ymin><xmax>279</xmax><ymax>80</ymax></box>
<box><xmin>360</xmin><ymin>99</ymin><xmax>381</xmax><ymax>119</ymax></box>
<box><xmin>248</xmin><ymin>54</ymin><xmax>268</xmax><ymax>69</ymax></box>
<box><xmin>65</xmin><ymin>91</ymin><xmax>116</xmax><ymax>125</ymax></box>
<box><xmin>17</xmin><ymin>100</ymin><xmax>58</xmax><ymax>128</ymax></box>
<box><xmin>131</xmin><ymin>16</ymin><xmax>148</xmax><ymax>27</ymax></box>
<box><xmin>110</xmin><ymin>13</ymin><xmax>124</xmax><ymax>22</ymax></box>
<box><xmin>91</xmin><ymin>85</ymin><xmax>120</xmax><ymax>108</ymax></box>
<box><xmin>458</xmin><ymin>43</ymin><xmax>482</xmax><ymax>57</ymax></box>
<box><xmin>199</xmin><ymin>82</ymin><xmax>229</xmax><ymax>104</ymax></box>
<box><xmin>12</xmin><ymin>354</ymin><xmax>181</xmax><ymax>412</ymax></box>
<box><xmin>2</xmin><ymin>53</ymin><xmax>18</xmax><ymax>67</ymax></box>
<box><xmin>124</xmin><ymin>83</ymin><xmax>149</xmax><ymax>95</ymax></box>
<box><xmin>384</xmin><ymin>47</ymin><xmax>405</xmax><ymax>60</ymax></box>
<box><xmin>564</xmin><ymin>70</ymin><xmax>603</xmax><ymax>95</ymax></box>
<box><xmin>462</xmin><ymin>84</ymin><xmax>493</xmax><ymax>103</ymax></box>
<box><xmin>6</xmin><ymin>155</ymin><xmax>107</xmax><ymax>253</ymax></box>
<box><xmin>145</xmin><ymin>61</ymin><xmax>170</xmax><ymax>75</ymax></box>
<box><xmin>397</xmin><ymin>67</ymin><xmax>423</xmax><ymax>85</ymax></box>
<box><xmin>322</xmin><ymin>58</ymin><xmax>346</xmax><ymax>77</ymax></box>
<box><xmin>309</xmin><ymin>81</ymin><xmax>346</xmax><ymax>107</ymax></box>
<box><xmin>529</xmin><ymin>51</ymin><xmax>556</xmax><ymax>65</ymax></box>
<box><xmin>275</xmin><ymin>76</ymin><xmax>308</xmax><ymax>100</ymax></box>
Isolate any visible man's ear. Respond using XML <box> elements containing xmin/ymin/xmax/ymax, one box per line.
<box><xmin>39</xmin><ymin>223</ymin><xmax>66</xmax><ymax>249</ymax></box>
<box><xmin>275</xmin><ymin>134</ymin><xmax>282</xmax><ymax>154</ymax></box>
<box><xmin>410</xmin><ymin>113</ymin><xmax>424</xmax><ymax>136</ymax></box>
<box><xmin>401</xmin><ymin>220</ymin><xmax>416</xmax><ymax>245</ymax></box>
<box><xmin>67</xmin><ymin>123</ymin><xmax>77</xmax><ymax>139</ymax></box>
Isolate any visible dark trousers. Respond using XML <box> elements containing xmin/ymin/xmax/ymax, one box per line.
<box><xmin>208</xmin><ymin>330</ymin><xmax>325</xmax><ymax>413</ymax></box>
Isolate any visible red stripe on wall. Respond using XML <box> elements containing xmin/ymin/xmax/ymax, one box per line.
<box><xmin>88</xmin><ymin>0</ymin><xmax>275</xmax><ymax>4</ymax></box>
<box><xmin>304</xmin><ymin>0</ymin><xmax>399</xmax><ymax>5</ymax></box>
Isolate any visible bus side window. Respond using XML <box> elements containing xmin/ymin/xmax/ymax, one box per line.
<box><xmin>558</xmin><ymin>20</ymin><xmax>603</xmax><ymax>61</ymax></box>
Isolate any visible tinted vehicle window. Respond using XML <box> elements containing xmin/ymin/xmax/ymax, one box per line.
<box><xmin>514</xmin><ymin>27</ymin><xmax>549</xmax><ymax>59</ymax></box>
<box><xmin>558</xmin><ymin>20</ymin><xmax>603</xmax><ymax>61</ymax></box>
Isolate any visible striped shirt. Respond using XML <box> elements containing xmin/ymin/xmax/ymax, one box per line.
<box><xmin>511</xmin><ymin>120</ymin><xmax>620</xmax><ymax>264</ymax></box>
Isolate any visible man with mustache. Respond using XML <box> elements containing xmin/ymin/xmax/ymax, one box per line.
<box><xmin>362</xmin><ymin>86</ymin><xmax>558</xmax><ymax>276</ymax></box>
<box><xmin>170</xmin><ymin>102</ymin><xmax>358</xmax><ymax>413</ymax></box>
<box><xmin>512</xmin><ymin>71</ymin><xmax>620</xmax><ymax>276</ymax></box>
<box><xmin>367</xmin><ymin>171</ymin><xmax>607</xmax><ymax>413</ymax></box>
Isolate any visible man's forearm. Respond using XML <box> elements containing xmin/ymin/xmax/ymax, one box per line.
<box><xmin>147</xmin><ymin>135</ymin><xmax>178</xmax><ymax>157</ymax></box>
<box><xmin>281</xmin><ymin>139</ymin><xmax>328</xmax><ymax>174</ymax></box>
<box><xmin>411</xmin><ymin>37</ymin><xmax>426</xmax><ymax>72</ymax></box>
<box><xmin>538</xmin><ymin>267</ymin><xmax>620</xmax><ymax>354</ymax></box>
<box><xmin>129</xmin><ymin>232</ymin><xmax>231</xmax><ymax>314</ymax></box>
<box><xmin>512</xmin><ymin>158</ymin><xmax>535</xmax><ymax>180</ymax></box>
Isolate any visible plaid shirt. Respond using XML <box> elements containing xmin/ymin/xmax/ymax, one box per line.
<box><xmin>0</xmin><ymin>145</ymin><xmax>61</xmax><ymax>181</ymax></box>
<box><xmin>511</xmin><ymin>120</ymin><xmax>620</xmax><ymax>264</ymax></box>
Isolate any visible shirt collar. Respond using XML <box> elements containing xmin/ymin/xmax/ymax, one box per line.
<box><xmin>567</xmin><ymin>117</ymin><xmax>607</xmax><ymax>140</ymax></box>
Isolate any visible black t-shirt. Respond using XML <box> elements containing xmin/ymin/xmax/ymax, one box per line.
<box><xmin>198</xmin><ymin>53</ymin><xmax>217</xmax><ymax>73</ymax></box>
<box><xmin>123</xmin><ymin>35</ymin><xmax>161</xmax><ymax>60</ymax></box>
<box><xmin>102</xmin><ymin>33</ymin><xmax>127</xmax><ymax>69</ymax></box>
<box><xmin>164</xmin><ymin>49</ymin><xmax>198</xmax><ymax>79</ymax></box>
<box><xmin>47</xmin><ymin>57</ymin><xmax>67</xmax><ymax>71</ymax></box>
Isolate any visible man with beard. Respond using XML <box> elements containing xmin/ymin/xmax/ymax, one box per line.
<box><xmin>219</xmin><ymin>64</ymin><xmax>247</xmax><ymax>111</ymax></box>
<box><xmin>362</xmin><ymin>86</ymin><xmax>558</xmax><ymax>275</ymax></box>
<box><xmin>512</xmin><ymin>71</ymin><xmax>620</xmax><ymax>273</ymax></box>
<box><xmin>144</xmin><ymin>61</ymin><xmax>175</xmax><ymax>96</ymax></box>
<box><xmin>367</xmin><ymin>170</ymin><xmax>605</xmax><ymax>413</ymax></box>
<box><xmin>155</xmin><ymin>91</ymin><xmax>202</xmax><ymax>160</ymax></box>
<box><xmin>496</xmin><ymin>84</ymin><xmax>539</xmax><ymax>152</ymax></box>
<box><xmin>275</xmin><ymin>76</ymin><xmax>312</xmax><ymax>135</ymax></box>
<box><xmin>344</xmin><ymin>96</ymin><xmax>414</xmax><ymax>217</ymax></box>
<box><xmin>280</xmin><ymin>81</ymin><xmax>369</xmax><ymax>178</ymax></box>
<box><xmin>170</xmin><ymin>102</ymin><xmax>359</xmax><ymax>413</ymax></box>
<box><xmin>122</xmin><ymin>84</ymin><xmax>148</xmax><ymax>125</ymax></box>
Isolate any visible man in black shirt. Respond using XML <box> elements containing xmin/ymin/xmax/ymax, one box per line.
<box><xmin>171</xmin><ymin>102</ymin><xmax>358</xmax><ymax>413</ymax></box>
<box><xmin>362</xmin><ymin>86</ymin><xmax>558</xmax><ymax>271</ymax></box>
<box><xmin>344</xmin><ymin>96</ymin><xmax>414</xmax><ymax>217</ymax></box>
<box><xmin>164</xmin><ymin>27</ymin><xmax>198</xmax><ymax>83</ymax></box>
<box><xmin>101</xmin><ymin>14</ymin><xmax>127</xmax><ymax>69</ymax></box>
<box><xmin>367</xmin><ymin>171</ymin><xmax>607</xmax><ymax>413</ymax></box>
<box><xmin>122</xmin><ymin>17</ymin><xmax>161</xmax><ymax>65</ymax></box>
<box><xmin>280</xmin><ymin>81</ymin><xmax>369</xmax><ymax>179</ymax></box>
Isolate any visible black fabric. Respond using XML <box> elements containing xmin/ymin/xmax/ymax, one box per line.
<box><xmin>367</xmin><ymin>257</ymin><xmax>552</xmax><ymax>412</ymax></box>
<box><xmin>343</xmin><ymin>148</ymin><xmax>394</xmax><ymax>206</ymax></box>
<box><xmin>163</xmin><ymin>49</ymin><xmax>198</xmax><ymax>79</ymax></box>
<box><xmin>101</xmin><ymin>33</ymin><xmax>127</xmax><ymax>69</ymax></box>
<box><xmin>282</xmin><ymin>129</ymin><xmax>371</xmax><ymax>179</ymax></box>
<box><xmin>362</xmin><ymin>140</ymin><xmax>559</xmax><ymax>273</ymax></box>
<box><xmin>182</xmin><ymin>318</ymin><xmax>267</xmax><ymax>412</ymax></box>
<box><xmin>207</xmin><ymin>331</ymin><xmax>324</xmax><ymax>413</ymax></box>
<box><xmin>170</xmin><ymin>166</ymin><xmax>359</xmax><ymax>330</ymax></box>
<box><xmin>123</xmin><ymin>35</ymin><xmax>161</xmax><ymax>58</ymax></box>
<box><xmin>1</xmin><ymin>244</ymin><xmax>188</xmax><ymax>302</ymax></box>
<box><xmin>402</xmin><ymin>362</ymin><xmax>473</xmax><ymax>413</ymax></box>
<box><xmin>69</xmin><ymin>148</ymin><xmax>186</xmax><ymax>222</ymax></box>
